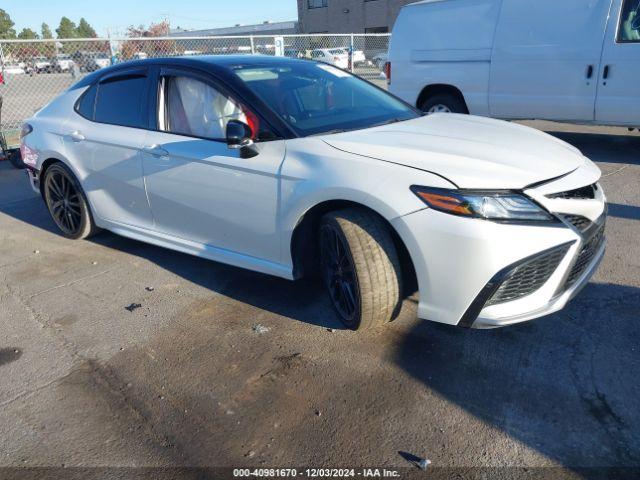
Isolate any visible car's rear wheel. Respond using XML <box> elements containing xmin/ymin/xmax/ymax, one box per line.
<box><xmin>420</xmin><ymin>93</ymin><xmax>468</xmax><ymax>115</ymax></box>
<box><xmin>320</xmin><ymin>208</ymin><xmax>402</xmax><ymax>330</ymax></box>
<box><xmin>43</xmin><ymin>163</ymin><xmax>99</xmax><ymax>239</ymax></box>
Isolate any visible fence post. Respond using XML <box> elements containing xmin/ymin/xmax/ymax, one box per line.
<box><xmin>108</xmin><ymin>35</ymin><xmax>117</xmax><ymax>66</ymax></box>
<box><xmin>349</xmin><ymin>34</ymin><xmax>355</xmax><ymax>72</ymax></box>
<box><xmin>250</xmin><ymin>36</ymin><xmax>255</xmax><ymax>55</ymax></box>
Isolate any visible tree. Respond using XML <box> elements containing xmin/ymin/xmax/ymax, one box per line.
<box><xmin>41</xmin><ymin>22</ymin><xmax>53</xmax><ymax>39</ymax></box>
<box><xmin>17</xmin><ymin>27</ymin><xmax>39</xmax><ymax>39</ymax></box>
<box><xmin>56</xmin><ymin>17</ymin><xmax>77</xmax><ymax>38</ymax></box>
<box><xmin>76</xmin><ymin>18</ymin><xmax>97</xmax><ymax>38</ymax></box>
<box><xmin>121</xmin><ymin>20</ymin><xmax>172</xmax><ymax>59</ymax></box>
<box><xmin>0</xmin><ymin>8</ymin><xmax>16</xmax><ymax>39</ymax></box>
<box><xmin>126</xmin><ymin>20</ymin><xmax>170</xmax><ymax>38</ymax></box>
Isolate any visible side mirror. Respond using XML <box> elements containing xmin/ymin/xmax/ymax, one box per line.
<box><xmin>226</xmin><ymin>120</ymin><xmax>254</xmax><ymax>149</ymax></box>
<box><xmin>226</xmin><ymin>120</ymin><xmax>259</xmax><ymax>158</ymax></box>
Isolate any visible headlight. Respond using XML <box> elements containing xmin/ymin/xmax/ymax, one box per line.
<box><xmin>411</xmin><ymin>186</ymin><xmax>555</xmax><ymax>222</ymax></box>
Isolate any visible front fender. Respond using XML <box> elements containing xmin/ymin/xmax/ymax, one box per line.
<box><xmin>278</xmin><ymin>137</ymin><xmax>455</xmax><ymax>268</ymax></box>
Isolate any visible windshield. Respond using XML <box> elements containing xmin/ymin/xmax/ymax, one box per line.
<box><xmin>232</xmin><ymin>61</ymin><xmax>419</xmax><ymax>137</ymax></box>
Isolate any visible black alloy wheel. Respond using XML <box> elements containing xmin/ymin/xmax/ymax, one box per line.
<box><xmin>320</xmin><ymin>223</ymin><xmax>361</xmax><ymax>327</ymax></box>
<box><xmin>43</xmin><ymin>163</ymin><xmax>99</xmax><ymax>239</ymax></box>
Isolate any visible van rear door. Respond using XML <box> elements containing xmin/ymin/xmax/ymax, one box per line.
<box><xmin>489</xmin><ymin>0</ymin><xmax>613</xmax><ymax>121</ymax></box>
<box><xmin>595</xmin><ymin>0</ymin><xmax>640</xmax><ymax>125</ymax></box>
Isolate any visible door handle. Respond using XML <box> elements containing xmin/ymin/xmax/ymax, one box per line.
<box><xmin>142</xmin><ymin>145</ymin><xmax>169</xmax><ymax>157</ymax></box>
<box><xmin>603</xmin><ymin>65</ymin><xmax>610</xmax><ymax>80</ymax></box>
<box><xmin>69</xmin><ymin>131</ymin><xmax>85</xmax><ymax>142</ymax></box>
<box><xmin>586</xmin><ymin>65</ymin><xmax>594</xmax><ymax>79</ymax></box>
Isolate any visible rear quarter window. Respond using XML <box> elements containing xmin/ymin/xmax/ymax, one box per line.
<box><xmin>76</xmin><ymin>84</ymin><xmax>97</xmax><ymax>120</ymax></box>
<box><xmin>94</xmin><ymin>75</ymin><xmax>148</xmax><ymax>128</ymax></box>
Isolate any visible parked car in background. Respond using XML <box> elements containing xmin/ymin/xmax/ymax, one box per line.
<box><xmin>310</xmin><ymin>48</ymin><xmax>349</xmax><ymax>69</ymax></box>
<box><xmin>71</xmin><ymin>51</ymin><xmax>111</xmax><ymax>72</ymax></box>
<box><xmin>91</xmin><ymin>53</ymin><xmax>111</xmax><ymax>71</ymax></box>
<box><xmin>21</xmin><ymin>55</ymin><xmax>606</xmax><ymax>331</ymax></box>
<box><xmin>53</xmin><ymin>54</ymin><xmax>74</xmax><ymax>73</ymax></box>
<box><xmin>372</xmin><ymin>53</ymin><xmax>388</xmax><ymax>71</ymax></box>
<box><xmin>331</xmin><ymin>48</ymin><xmax>367</xmax><ymax>66</ymax></box>
<box><xmin>389</xmin><ymin>0</ymin><xmax>640</xmax><ymax>127</ymax></box>
<box><xmin>351</xmin><ymin>49</ymin><xmax>367</xmax><ymax>66</ymax></box>
<box><xmin>3</xmin><ymin>64</ymin><xmax>26</xmax><ymax>75</ymax></box>
<box><xmin>33</xmin><ymin>57</ymin><xmax>53</xmax><ymax>74</ymax></box>
<box><xmin>284</xmin><ymin>47</ymin><xmax>304</xmax><ymax>59</ymax></box>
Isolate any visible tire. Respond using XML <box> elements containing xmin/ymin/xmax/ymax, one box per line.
<box><xmin>320</xmin><ymin>208</ymin><xmax>403</xmax><ymax>330</ymax></box>
<box><xmin>42</xmin><ymin>162</ymin><xmax>100</xmax><ymax>240</ymax></box>
<box><xmin>420</xmin><ymin>92</ymin><xmax>468</xmax><ymax>115</ymax></box>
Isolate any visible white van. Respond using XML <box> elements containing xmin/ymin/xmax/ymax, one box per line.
<box><xmin>389</xmin><ymin>0</ymin><xmax>640</xmax><ymax>127</ymax></box>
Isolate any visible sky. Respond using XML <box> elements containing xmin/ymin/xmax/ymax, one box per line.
<box><xmin>3</xmin><ymin>0</ymin><xmax>298</xmax><ymax>37</ymax></box>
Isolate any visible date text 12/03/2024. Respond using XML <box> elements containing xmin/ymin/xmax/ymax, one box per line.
<box><xmin>233</xmin><ymin>468</ymin><xmax>402</xmax><ymax>477</ymax></box>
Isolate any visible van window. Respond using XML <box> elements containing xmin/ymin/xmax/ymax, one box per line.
<box><xmin>162</xmin><ymin>76</ymin><xmax>247</xmax><ymax>140</ymax></box>
<box><xmin>94</xmin><ymin>75</ymin><xmax>147</xmax><ymax>128</ymax></box>
<box><xmin>618</xmin><ymin>0</ymin><xmax>640</xmax><ymax>42</ymax></box>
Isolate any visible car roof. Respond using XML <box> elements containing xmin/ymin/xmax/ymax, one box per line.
<box><xmin>114</xmin><ymin>54</ymin><xmax>311</xmax><ymax>70</ymax></box>
<box><xmin>70</xmin><ymin>54</ymin><xmax>317</xmax><ymax>90</ymax></box>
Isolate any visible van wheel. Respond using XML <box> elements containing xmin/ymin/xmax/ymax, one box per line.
<box><xmin>43</xmin><ymin>162</ymin><xmax>100</xmax><ymax>240</ymax></box>
<box><xmin>420</xmin><ymin>93</ymin><xmax>468</xmax><ymax>114</ymax></box>
<box><xmin>320</xmin><ymin>208</ymin><xmax>402</xmax><ymax>330</ymax></box>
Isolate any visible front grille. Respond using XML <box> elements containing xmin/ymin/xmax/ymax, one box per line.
<box><xmin>486</xmin><ymin>244</ymin><xmax>571</xmax><ymax>306</ymax></box>
<box><xmin>564</xmin><ymin>225</ymin><xmax>605</xmax><ymax>289</ymax></box>
<box><xmin>563</xmin><ymin>214</ymin><xmax>592</xmax><ymax>233</ymax></box>
<box><xmin>547</xmin><ymin>184</ymin><xmax>597</xmax><ymax>200</ymax></box>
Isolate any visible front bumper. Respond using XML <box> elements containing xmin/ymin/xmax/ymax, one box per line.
<box><xmin>391</xmin><ymin>177</ymin><xmax>607</xmax><ymax>328</ymax></box>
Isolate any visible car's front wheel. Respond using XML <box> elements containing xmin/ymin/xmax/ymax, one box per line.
<box><xmin>43</xmin><ymin>162</ymin><xmax>99</xmax><ymax>239</ymax></box>
<box><xmin>320</xmin><ymin>208</ymin><xmax>403</xmax><ymax>330</ymax></box>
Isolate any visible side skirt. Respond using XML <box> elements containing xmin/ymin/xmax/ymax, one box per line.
<box><xmin>97</xmin><ymin>219</ymin><xmax>295</xmax><ymax>280</ymax></box>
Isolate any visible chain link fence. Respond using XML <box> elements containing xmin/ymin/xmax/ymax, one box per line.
<box><xmin>0</xmin><ymin>34</ymin><xmax>390</xmax><ymax>146</ymax></box>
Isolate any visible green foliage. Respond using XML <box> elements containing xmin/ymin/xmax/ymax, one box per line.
<box><xmin>76</xmin><ymin>18</ymin><xmax>97</xmax><ymax>38</ymax></box>
<box><xmin>56</xmin><ymin>16</ymin><xmax>77</xmax><ymax>39</ymax></box>
<box><xmin>0</xmin><ymin>8</ymin><xmax>17</xmax><ymax>39</ymax></box>
<box><xmin>17</xmin><ymin>27</ymin><xmax>39</xmax><ymax>39</ymax></box>
<box><xmin>41</xmin><ymin>22</ymin><xmax>53</xmax><ymax>39</ymax></box>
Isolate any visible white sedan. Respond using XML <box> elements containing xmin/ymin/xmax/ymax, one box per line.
<box><xmin>310</xmin><ymin>49</ymin><xmax>349</xmax><ymax>69</ymax></box>
<box><xmin>20</xmin><ymin>55</ymin><xmax>606</xmax><ymax>330</ymax></box>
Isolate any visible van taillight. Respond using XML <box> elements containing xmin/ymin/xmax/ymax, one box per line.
<box><xmin>383</xmin><ymin>62</ymin><xmax>391</xmax><ymax>84</ymax></box>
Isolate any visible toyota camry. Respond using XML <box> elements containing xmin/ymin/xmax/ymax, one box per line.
<box><xmin>20</xmin><ymin>55</ymin><xmax>607</xmax><ymax>330</ymax></box>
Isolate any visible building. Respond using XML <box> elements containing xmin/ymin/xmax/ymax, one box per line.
<box><xmin>169</xmin><ymin>20</ymin><xmax>299</xmax><ymax>37</ymax></box>
<box><xmin>297</xmin><ymin>0</ymin><xmax>416</xmax><ymax>33</ymax></box>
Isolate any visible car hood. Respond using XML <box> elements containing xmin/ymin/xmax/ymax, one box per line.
<box><xmin>321</xmin><ymin>114</ymin><xmax>587</xmax><ymax>189</ymax></box>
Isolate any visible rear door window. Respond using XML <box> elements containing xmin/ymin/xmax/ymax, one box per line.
<box><xmin>94</xmin><ymin>74</ymin><xmax>148</xmax><ymax>128</ymax></box>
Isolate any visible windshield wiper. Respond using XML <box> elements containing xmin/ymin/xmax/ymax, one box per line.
<box><xmin>310</xmin><ymin>118</ymin><xmax>407</xmax><ymax>137</ymax></box>
<box><xmin>372</xmin><ymin>117</ymin><xmax>405</xmax><ymax>128</ymax></box>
